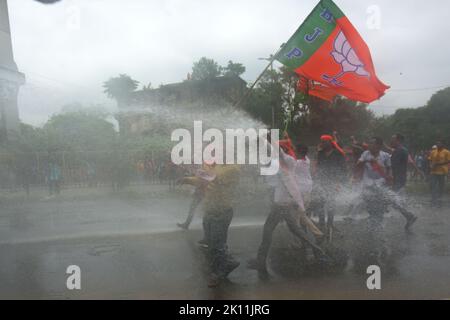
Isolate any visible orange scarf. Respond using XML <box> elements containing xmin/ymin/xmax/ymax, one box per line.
<box><xmin>320</xmin><ymin>135</ymin><xmax>346</xmax><ymax>157</ymax></box>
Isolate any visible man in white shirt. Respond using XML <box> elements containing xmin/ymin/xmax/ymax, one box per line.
<box><xmin>355</xmin><ymin>137</ymin><xmax>392</xmax><ymax>268</ymax></box>
<box><xmin>295</xmin><ymin>144</ymin><xmax>314</xmax><ymax>207</ymax></box>
<box><xmin>249</xmin><ymin>141</ymin><xmax>324</xmax><ymax>278</ymax></box>
<box><xmin>357</xmin><ymin>137</ymin><xmax>394</xmax><ymax>223</ymax></box>
<box><xmin>359</xmin><ymin>143</ymin><xmax>391</xmax><ymax>187</ymax></box>
<box><xmin>355</xmin><ymin>137</ymin><xmax>415</xmax><ymax>269</ymax></box>
<box><xmin>358</xmin><ymin>137</ymin><xmax>416</xmax><ymax>230</ymax></box>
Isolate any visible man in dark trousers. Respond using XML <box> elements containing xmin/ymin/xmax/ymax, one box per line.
<box><xmin>180</xmin><ymin>164</ymin><xmax>241</xmax><ymax>287</ymax></box>
<box><xmin>314</xmin><ymin>134</ymin><xmax>347</xmax><ymax>241</ymax></box>
<box><xmin>248</xmin><ymin>140</ymin><xmax>325</xmax><ymax>279</ymax></box>
<box><xmin>390</xmin><ymin>134</ymin><xmax>418</xmax><ymax>230</ymax></box>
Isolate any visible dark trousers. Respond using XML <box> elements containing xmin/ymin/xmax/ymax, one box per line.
<box><xmin>392</xmin><ymin>177</ymin><xmax>406</xmax><ymax>192</ymax></box>
<box><xmin>365</xmin><ymin>184</ymin><xmax>415</xmax><ymax>222</ymax></box>
<box><xmin>203</xmin><ymin>208</ymin><xmax>234</xmax><ymax>276</ymax></box>
<box><xmin>49</xmin><ymin>180</ymin><xmax>60</xmax><ymax>195</ymax></box>
<box><xmin>362</xmin><ymin>186</ymin><xmax>388</xmax><ymax>259</ymax></box>
<box><xmin>315</xmin><ymin>186</ymin><xmax>336</xmax><ymax>230</ymax></box>
<box><xmin>363</xmin><ymin>186</ymin><xmax>388</xmax><ymax>224</ymax></box>
<box><xmin>430</xmin><ymin>174</ymin><xmax>446</xmax><ymax>204</ymax></box>
<box><xmin>257</xmin><ymin>204</ymin><xmax>316</xmax><ymax>266</ymax></box>
<box><xmin>389</xmin><ymin>186</ymin><xmax>416</xmax><ymax>221</ymax></box>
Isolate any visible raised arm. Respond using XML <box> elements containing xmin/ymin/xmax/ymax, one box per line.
<box><xmin>179</xmin><ymin>176</ymin><xmax>204</xmax><ymax>187</ymax></box>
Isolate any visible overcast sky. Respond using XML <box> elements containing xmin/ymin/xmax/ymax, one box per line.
<box><xmin>7</xmin><ymin>0</ymin><xmax>450</xmax><ymax>126</ymax></box>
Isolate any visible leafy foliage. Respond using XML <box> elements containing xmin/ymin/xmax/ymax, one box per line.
<box><xmin>191</xmin><ymin>57</ymin><xmax>222</xmax><ymax>80</ymax></box>
<box><xmin>103</xmin><ymin>74</ymin><xmax>139</xmax><ymax>107</ymax></box>
<box><xmin>102</xmin><ymin>62</ymin><xmax>450</xmax><ymax>151</ymax></box>
<box><xmin>191</xmin><ymin>58</ymin><xmax>246</xmax><ymax>80</ymax></box>
<box><xmin>371</xmin><ymin>88</ymin><xmax>450</xmax><ymax>151</ymax></box>
<box><xmin>42</xmin><ymin>110</ymin><xmax>116</xmax><ymax>152</ymax></box>
<box><xmin>223</xmin><ymin>61</ymin><xmax>246</xmax><ymax>77</ymax></box>
<box><xmin>242</xmin><ymin>65</ymin><xmax>375</xmax><ymax>145</ymax></box>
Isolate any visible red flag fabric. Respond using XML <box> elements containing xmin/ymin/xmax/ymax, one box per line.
<box><xmin>297</xmin><ymin>77</ymin><xmax>338</xmax><ymax>102</ymax></box>
<box><xmin>276</xmin><ymin>0</ymin><xmax>389</xmax><ymax>103</ymax></box>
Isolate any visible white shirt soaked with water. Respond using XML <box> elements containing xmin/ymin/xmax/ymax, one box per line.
<box><xmin>267</xmin><ymin>151</ymin><xmax>312</xmax><ymax>210</ymax></box>
<box><xmin>359</xmin><ymin>150</ymin><xmax>391</xmax><ymax>187</ymax></box>
<box><xmin>295</xmin><ymin>157</ymin><xmax>313</xmax><ymax>196</ymax></box>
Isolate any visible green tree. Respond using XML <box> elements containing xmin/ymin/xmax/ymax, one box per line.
<box><xmin>242</xmin><ymin>65</ymin><xmax>376</xmax><ymax>144</ymax></box>
<box><xmin>292</xmin><ymin>96</ymin><xmax>375</xmax><ymax>145</ymax></box>
<box><xmin>278</xmin><ymin>66</ymin><xmax>309</xmax><ymax>131</ymax></box>
<box><xmin>244</xmin><ymin>69</ymin><xmax>284</xmax><ymax>128</ymax></box>
<box><xmin>223</xmin><ymin>60</ymin><xmax>246</xmax><ymax>77</ymax></box>
<box><xmin>371</xmin><ymin>87</ymin><xmax>450</xmax><ymax>152</ymax></box>
<box><xmin>141</xmin><ymin>82</ymin><xmax>152</xmax><ymax>91</ymax></box>
<box><xmin>43</xmin><ymin>110</ymin><xmax>116</xmax><ymax>152</ymax></box>
<box><xmin>103</xmin><ymin>74</ymin><xmax>139</xmax><ymax>107</ymax></box>
<box><xmin>191</xmin><ymin>57</ymin><xmax>222</xmax><ymax>80</ymax></box>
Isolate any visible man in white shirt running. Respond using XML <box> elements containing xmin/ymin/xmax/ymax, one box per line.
<box><xmin>248</xmin><ymin>140</ymin><xmax>325</xmax><ymax>278</ymax></box>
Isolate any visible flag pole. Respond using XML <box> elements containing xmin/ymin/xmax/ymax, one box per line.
<box><xmin>233</xmin><ymin>44</ymin><xmax>285</xmax><ymax>109</ymax></box>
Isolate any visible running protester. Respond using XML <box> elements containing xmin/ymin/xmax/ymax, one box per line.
<box><xmin>356</xmin><ymin>137</ymin><xmax>393</xmax><ymax>267</ymax></box>
<box><xmin>180</xmin><ymin>164</ymin><xmax>240</xmax><ymax>287</ymax></box>
<box><xmin>389</xmin><ymin>134</ymin><xmax>418</xmax><ymax>229</ymax></box>
<box><xmin>248</xmin><ymin>138</ymin><xmax>325</xmax><ymax>278</ymax></box>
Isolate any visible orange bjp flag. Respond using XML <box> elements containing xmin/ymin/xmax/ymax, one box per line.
<box><xmin>276</xmin><ymin>0</ymin><xmax>389</xmax><ymax>103</ymax></box>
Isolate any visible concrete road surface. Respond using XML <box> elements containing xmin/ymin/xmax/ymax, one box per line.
<box><xmin>0</xmin><ymin>185</ymin><xmax>449</xmax><ymax>299</ymax></box>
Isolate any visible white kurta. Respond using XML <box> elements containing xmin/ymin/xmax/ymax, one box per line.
<box><xmin>269</xmin><ymin>150</ymin><xmax>312</xmax><ymax>211</ymax></box>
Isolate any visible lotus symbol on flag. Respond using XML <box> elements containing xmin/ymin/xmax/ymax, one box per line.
<box><xmin>323</xmin><ymin>32</ymin><xmax>370</xmax><ymax>86</ymax></box>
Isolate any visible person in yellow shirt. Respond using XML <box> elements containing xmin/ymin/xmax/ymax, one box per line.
<box><xmin>180</xmin><ymin>163</ymin><xmax>240</xmax><ymax>287</ymax></box>
<box><xmin>428</xmin><ymin>141</ymin><xmax>450</xmax><ymax>207</ymax></box>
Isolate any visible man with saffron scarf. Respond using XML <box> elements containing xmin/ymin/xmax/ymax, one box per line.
<box><xmin>314</xmin><ymin>134</ymin><xmax>347</xmax><ymax>241</ymax></box>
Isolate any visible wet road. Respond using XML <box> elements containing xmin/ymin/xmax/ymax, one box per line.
<box><xmin>0</xmin><ymin>185</ymin><xmax>449</xmax><ymax>299</ymax></box>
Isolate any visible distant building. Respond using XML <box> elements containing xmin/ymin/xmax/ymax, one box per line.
<box><xmin>117</xmin><ymin>76</ymin><xmax>247</xmax><ymax>135</ymax></box>
<box><xmin>0</xmin><ymin>0</ymin><xmax>25</xmax><ymax>143</ymax></box>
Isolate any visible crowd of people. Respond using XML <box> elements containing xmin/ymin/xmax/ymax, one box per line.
<box><xmin>0</xmin><ymin>153</ymin><xmax>190</xmax><ymax>196</ymax></box>
<box><xmin>176</xmin><ymin>132</ymin><xmax>450</xmax><ymax>287</ymax></box>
